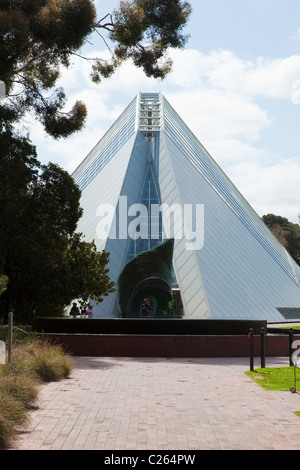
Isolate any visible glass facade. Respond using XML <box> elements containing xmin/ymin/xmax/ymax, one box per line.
<box><xmin>73</xmin><ymin>97</ymin><xmax>137</xmax><ymax>191</ymax></box>
<box><xmin>163</xmin><ymin>97</ymin><xmax>300</xmax><ymax>288</ymax></box>
<box><xmin>72</xmin><ymin>92</ymin><xmax>300</xmax><ymax>320</ymax></box>
<box><xmin>125</xmin><ymin>163</ymin><xmax>164</xmax><ymax>263</ymax></box>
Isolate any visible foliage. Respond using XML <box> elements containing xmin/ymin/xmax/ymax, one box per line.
<box><xmin>247</xmin><ymin>366</ymin><xmax>300</xmax><ymax>424</ymax></box>
<box><xmin>161</xmin><ymin>297</ymin><xmax>176</xmax><ymax>317</ymax></box>
<box><xmin>0</xmin><ymin>274</ymin><xmax>8</xmax><ymax>297</ymax></box>
<box><xmin>262</xmin><ymin>213</ymin><xmax>300</xmax><ymax>266</ymax></box>
<box><xmin>0</xmin><ymin>373</ymin><xmax>38</xmax><ymax>409</ymax></box>
<box><xmin>107</xmin><ymin>0</ymin><xmax>191</xmax><ymax>79</ymax></box>
<box><xmin>0</xmin><ymin>337</ymin><xmax>73</xmax><ymax>448</ymax></box>
<box><xmin>0</xmin><ymin>324</ymin><xmax>36</xmax><ymax>343</ymax></box>
<box><xmin>0</xmin><ymin>392</ymin><xmax>28</xmax><ymax>449</ymax></box>
<box><xmin>0</xmin><ymin>0</ymin><xmax>191</xmax><ymax>139</ymax></box>
<box><xmin>0</xmin><ymin>0</ymin><xmax>189</xmax><ymax>321</ymax></box>
<box><xmin>10</xmin><ymin>339</ymin><xmax>73</xmax><ymax>382</ymax></box>
<box><xmin>61</xmin><ymin>233</ymin><xmax>115</xmax><ymax>311</ymax></box>
<box><xmin>0</xmin><ymin>123</ymin><xmax>40</xmax><ymax>277</ymax></box>
<box><xmin>0</xmin><ymin>0</ymin><xmax>95</xmax><ymax>138</ymax></box>
<box><xmin>0</xmin><ymin>148</ymin><xmax>115</xmax><ymax>323</ymax></box>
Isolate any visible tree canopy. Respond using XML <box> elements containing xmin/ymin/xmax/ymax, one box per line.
<box><xmin>0</xmin><ymin>143</ymin><xmax>115</xmax><ymax>323</ymax></box>
<box><xmin>0</xmin><ymin>0</ymin><xmax>191</xmax><ymax>138</ymax></box>
<box><xmin>0</xmin><ymin>0</ymin><xmax>191</xmax><ymax>322</ymax></box>
<box><xmin>262</xmin><ymin>213</ymin><xmax>300</xmax><ymax>266</ymax></box>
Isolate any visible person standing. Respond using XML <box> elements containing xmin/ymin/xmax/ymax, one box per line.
<box><xmin>70</xmin><ymin>302</ymin><xmax>80</xmax><ymax>317</ymax></box>
<box><xmin>141</xmin><ymin>298</ymin><xmax>151</xmax><ymax>318</ymax></box>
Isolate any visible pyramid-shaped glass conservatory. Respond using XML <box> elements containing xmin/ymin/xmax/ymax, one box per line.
<box><xmin>72</xmin><ymin>93</ymin><xmax>300</xmax><ymax>322</ymax></box>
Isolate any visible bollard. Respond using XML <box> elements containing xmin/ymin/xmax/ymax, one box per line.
<box><xmin>260</xmin><ymin>327</ymin><xmax>266</xmax><ymax>368</ymax></box>
<box><xmin>8</xmin><ymin>312</ymin><xmax>13</xmax><ymax>369</ymax></box>
<box><xmin>248</xmin><ymin>328</ymin><xmax>254</xmax><ymax>371</ymax></box>
<box><xmin>0</xmin><ymin>340</ymin><xmax>5</xmax><ymax>365</ymax></box>
<box><xmin>289</xmin><ymin>328</ymin><xmax>294</xmax><ymax>367</ymax></box>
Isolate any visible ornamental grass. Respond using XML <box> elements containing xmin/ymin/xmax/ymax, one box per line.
<box><xmin>10</xmin><ymin>340</ymin><xmax>73</xmax><ymax>382</ymax></box>
<box><xmin>0</xmin><ymin>338</ymin><xmax>73</xmax><ymax>449</ymax></box>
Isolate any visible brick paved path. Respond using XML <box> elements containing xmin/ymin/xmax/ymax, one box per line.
<box><xmin>14</xmin><ymin>356</ymin><xmax>300</xmax><ymax>450</ymax></box>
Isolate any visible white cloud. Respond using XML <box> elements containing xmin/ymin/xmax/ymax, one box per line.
<box><xmin>227</xmin><ymin>158</ymin><xmax>300</xmax><ymax>222</ymax></box>
<box><xmin>27</xmin><ymin>47</ymin><xmax>300</xmax><ymax>223</ymax></box>
<box><xmin>165</xmin><ymin>89</ymin><xmax>270</xmax><ymax>143</ymax></box>
<box><xmin>168</xmin><ymin>48</ymin><xmax>300</xmax><ymax>102</ymax></box>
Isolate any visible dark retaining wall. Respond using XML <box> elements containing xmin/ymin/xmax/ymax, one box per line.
<box><xmin>42</xmin><ymin>332</ymin><xmax>298</xmax><ymax>358</ymax></box>
<box><xmin>32</xmin><ymin>318</ymin><xmax>267</xmax><ymax>335</ymax></box>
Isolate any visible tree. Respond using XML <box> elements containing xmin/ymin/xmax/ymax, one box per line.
<box><xmin>0</xmin><ymin>157</ymin><xmax>115</xmax><ymax>323</ymax></box>
<box><xmin>0</xmin><ymin>0</ymin><xmax>191</xmax><ymax>138</ymax></box>
<box><xmin>59</xmin><ymin>233</ymin><xmax>115</xmax><ymax>314</ymax></box>
<box><xmin>262</xmin><ymin>213</ymin><xmax>300</xmax><ymax>266</ymax></box>
<box><xmin>0</xmin><ymin>121</ymin><xmax>40</xmax><ymax>276</ymax></box>
<box><xmin>0</xmin><ymin>0</ymin><xmax>191</xmax><ymax>321</ymax></box>
<box><xmin>0</xmin><ymin>275</ymin><xmax>8</xmax><ymax>298</ymax></box>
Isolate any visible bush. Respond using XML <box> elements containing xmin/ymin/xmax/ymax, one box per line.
<box><xmin>0</xmin><ymin>392</ymin><xmax>28</xmax><ymax>449</ymax></box>
<box><xmin>0</xmin><ymin>372</ymin><xmax>38</xmax><ymax>409</ymax></box>
<box><xmin>11</xmin><ymin>340</ymin><xmax>73</xmax><ymax>382</ymax></box>
<box><xmin>0</xmin><ymin>338</ymin><xmax>73</xmax><ymax>449</ymax></box>
<box><xmin>0</xmin><ymin>324</ymin><xmax>37</xmax><ymax>343</ymax></box>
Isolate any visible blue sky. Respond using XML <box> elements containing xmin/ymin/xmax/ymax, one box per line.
<box><xmin>29</xmin><ymin>1</ymin><xmax>300</xmax><ymax>223</ymax></box>
<box><xmin>188</xmin><ymin>0</ymin><xmax>300</xmax><ymax>58</ymax></box>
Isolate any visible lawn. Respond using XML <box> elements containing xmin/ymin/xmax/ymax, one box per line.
<box><xmin>246</xmin><ymin>366</ymin><xmax>300</xmax><ymax>391</ymax></box>
<box><xmin>246</xmin><ymin>366</ymin><xmax>300</xmax><ymax>418</ymax></box>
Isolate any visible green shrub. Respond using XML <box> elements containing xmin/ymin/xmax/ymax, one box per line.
<box><xmin>0</xmin><ymin>324</ymin><xmax>37</xmax><ymax>344</ymax></box>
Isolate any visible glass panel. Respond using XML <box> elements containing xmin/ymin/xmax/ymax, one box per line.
<box><xmin>125</xmin><ymin>165</ymin><xmax>164</xmax><ymax>263</ymax></box>
<box><xmin>163</xmin><ymin>97</ymin><xmax>300</xmax><ymax>287</ymax></box>
<box><xmin>74</xmin><ymin>97</ymin><xmax>137</xmax><ymax>191</ymax></box>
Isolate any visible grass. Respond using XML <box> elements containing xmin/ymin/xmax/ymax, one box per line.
<box><xmin>10</xmin><ymin>340</ymin><xmax>73</xmax><ymax>382</ymax></box>
<box><xmin>0</xmin><ymin>338</ymin><xmax>73</xmax><ymax>449</ymax></box>
<box><xmin>246</xmin><ymin>366</ymin><xmax>300</xmax><ymax>391</ymax></box>
<box><xmin>246</xmin><ymin>365</ymin><xmax>300</xmax><ymax>420</ymax></box>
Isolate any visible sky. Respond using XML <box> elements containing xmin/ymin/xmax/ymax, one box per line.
<box><xmin>27</xmin><ymin>0</ymin><xmax>300</xmax><ymax>223</ymax></box>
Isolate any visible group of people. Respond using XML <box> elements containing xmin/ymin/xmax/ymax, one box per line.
<box><xmin>69</xmin><ymin>303</ymin><xmax>93</xmax><ymax>317</ymax></box>
<box><xmin>69</xmin><ymin>299</ymin><xmax>153</xmax><ymax>318</ymax></box>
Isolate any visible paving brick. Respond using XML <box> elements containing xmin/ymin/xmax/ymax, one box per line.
<box><xmin>13</xmin><ymin>356</ymin><xmax>300</xmax><ymax>450</ymax></box>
